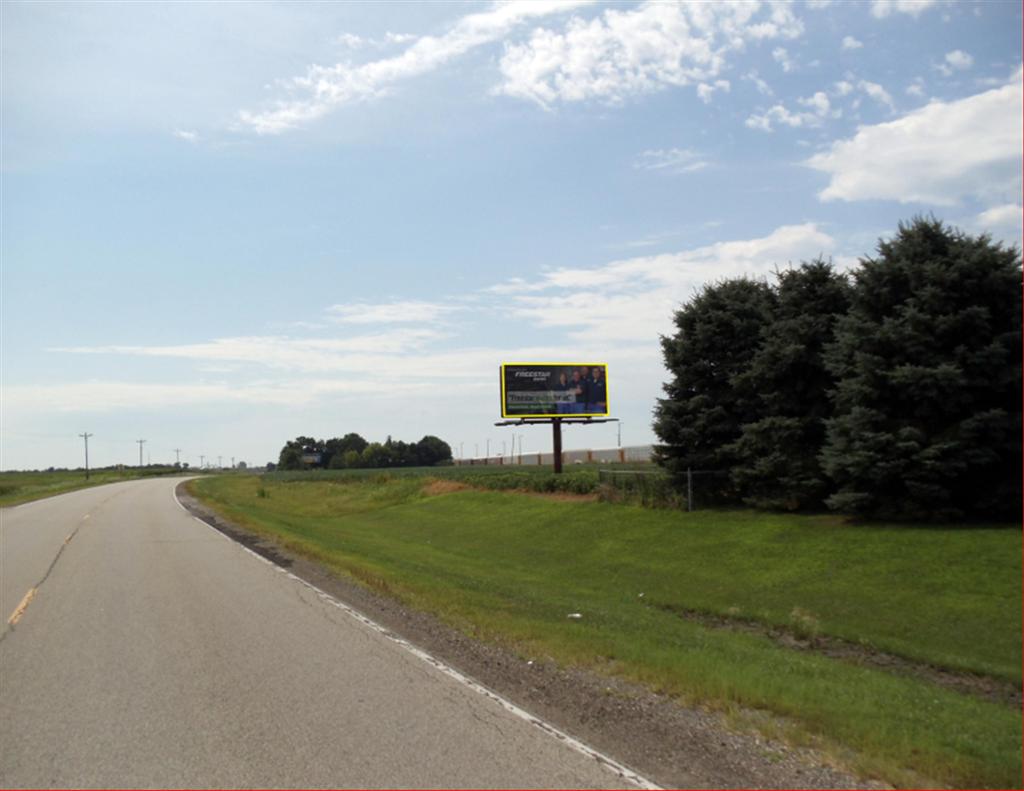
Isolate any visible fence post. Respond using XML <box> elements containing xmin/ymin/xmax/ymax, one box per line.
<box><xmin>687</xmin><ymin>467</ymin><xmax>693</xmax><ymax>512</ymax></box>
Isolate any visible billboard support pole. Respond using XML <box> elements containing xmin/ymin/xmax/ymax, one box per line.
<box><xmin>494</xmin><ymin>417</ymin><xmax>618</xmax><ymax>477</ymax></box>
<box><xmin>552</xmin><ymin>418</ymin><xmax>563</xmax><ymax>474</ymax></box>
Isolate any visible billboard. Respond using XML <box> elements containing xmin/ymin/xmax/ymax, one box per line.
<box><xmin>500</xmin><ymin>363</ymin><xmax>609</xmax><ymax>418</ymax></box>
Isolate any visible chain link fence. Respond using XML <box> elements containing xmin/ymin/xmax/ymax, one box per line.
<box><xmin>597</xmin><ymin>468</ymin><xmax>729</xmax><ymax>510</ymax></box>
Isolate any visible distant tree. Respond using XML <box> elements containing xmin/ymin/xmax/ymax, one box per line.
<box><xmin>278</xmin><ymin>446</ymin><xmax>303</xmax><ymax>471</ymax></box>
<box><xmin>342</xmin><ymin>450</ymin><xmax>361</xmax><ymax>468</ymax></box>
<box><xmin>653</xmin><ymin>277</ymin><xmax>776</xmax><ymax>499</ymax></box>
<box><xmin>265</xmin><ymin>462</ymin><xmax>276</xmax><ymax>472</ymax></box>
<box><xmin>340</xmin><ymin>432</ymin><xmax>368</xmax><ymax>455</ymax></box>
<box><xmin>821</xmin><ymin>217</ymin><xmax>1022</xmax><ymax>520</ymax></box>
<box><xmin>360</xmin><ymin>443</ymin><xmax>389</xmax><ymax>468</ymax></box>
<box><xmin>237</xmin><ymin>461</ymin><xmax>247</xmax><ymax>470</ymax></box>
<box><xmin>728</xmin><ymin>260</ymin><xmax>852</xmax><ymax>510</ymax></box>
<box><xmin>416</xmin><ymin>435</ymin><xmax>453</xmax><ymax>466</ymax></box>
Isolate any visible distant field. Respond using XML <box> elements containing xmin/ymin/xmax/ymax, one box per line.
<box><xmin>0</xmin><ymin>467</ymin><xmax>188</xmax><ymax>507</ymax></box>
<box><xmin>189</xmin><ymin>473</ymin><xmax>1021</xmax><ymax>788</ymax></box>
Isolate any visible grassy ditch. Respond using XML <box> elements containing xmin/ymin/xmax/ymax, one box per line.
<box><xmin>189</xmin><ymin>473</ymin><xmax>1022</xmax><ymax>788</ymax></box>
<box><xmin>0</xmin><ymin>466</ymin><xmax>188</xmax><ymax>507</ymax></box>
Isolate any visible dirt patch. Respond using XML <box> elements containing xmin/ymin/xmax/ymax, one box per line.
<box><xmin>657</xmin><ymin>604</ymin><xmax>1020</xmax><ymax>708</ymax></box>
<box><xmin>516</xmin><ymin>489</ymin><xmax>599</xmax><ymax>503</ymax></box>
<box><xmin>176</xmin><ymin>482</ymin><xmax>891</xmax><ymax>790</ymax></box>
<box><xmin>422</xmin><ymin>479</ymin><xmax>471</xmax><ymax>496</ymax></box>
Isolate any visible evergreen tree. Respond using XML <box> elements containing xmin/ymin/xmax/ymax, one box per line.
<box><xmin>653</xmin><ymin>277</ymin><xmax>775</xmax><ymax>498</ymax></box>
<box><xmin>821</xmin><ymin>217</ymin><xmax>1021</xmax><ymax>520</ymax></box>
<box><xmin>728</xmin><ymin>260</ymin><xmax>852</xmax><ymax>509</ymax></box>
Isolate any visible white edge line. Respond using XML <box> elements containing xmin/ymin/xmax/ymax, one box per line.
<box><xmin>171</xmin><ymin>485</ymin><xmax>660</xmax><ymax>790</ymax></box>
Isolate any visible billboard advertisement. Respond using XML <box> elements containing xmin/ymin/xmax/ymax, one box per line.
<box><xmin>500</xmin><ymin>363</ymin><xmax>609</xmax><ymax>418</ymax></box>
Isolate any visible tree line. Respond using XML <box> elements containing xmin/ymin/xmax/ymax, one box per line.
<box><xmin>276</xmin><ymin>433</ymin><xmax>453</xmax><ymax>471</ymax></box>
<box><xmin>653</xmin><ymin>217</ymin><xmax>1021</xmax><ymax>521</ymax></box>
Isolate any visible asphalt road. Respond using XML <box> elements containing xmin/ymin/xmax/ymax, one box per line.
<box><xmin>0</xmin><ymin>477</ymin><xmax>647</xmax><ymax>789</ymax></box>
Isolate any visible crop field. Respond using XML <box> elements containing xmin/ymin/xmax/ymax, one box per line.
<box><xmin>189</xmin><ymin>472</ymin><xmax>1021</xmax><ymax>788</ymax></box>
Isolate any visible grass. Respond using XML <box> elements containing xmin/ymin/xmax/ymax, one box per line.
<box><xmin>188</xmin><ymin>473</ymin><xmax>1022</xmax><ymax>788</ymax></box>
<box><xmin>0</xmin><ymin>466</ymin><xmax>189</xmax><ymax>507</ymax></box>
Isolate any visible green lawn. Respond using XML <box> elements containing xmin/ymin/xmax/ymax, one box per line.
<box><xmin>189</xmin><ymin>473</ymin><xmax>1022</xmax><ymax>788</ymax></box>
<box><xmin>0</xmin><ymin>467</ymin><xmax>188</xmax><ymax>507</ymax></box>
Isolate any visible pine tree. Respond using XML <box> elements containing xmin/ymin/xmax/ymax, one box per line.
<box><xmin>653</xmin><ymin>277</ymin><xmax>775</xmax><ymax>499</ymax></box>
<box><xmin>821</xmin><ymin>217</ymin><xmax>1022</xmax><ymax>520</ymax></box>
<box><xmin>728</xmin><ymin>260</ymin><xmax>852</xmax><ymax>510</ymax></box>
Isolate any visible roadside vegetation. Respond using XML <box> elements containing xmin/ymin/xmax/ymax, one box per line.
<box><xmin>189</xmin><ymin>472</ymin><xmax>1021</xmax><ymax>788</ymax></box>
<box><xmin>0</xmin><ymin>466</ymin><xmax>190</xmax><ymax>507</ymax></box>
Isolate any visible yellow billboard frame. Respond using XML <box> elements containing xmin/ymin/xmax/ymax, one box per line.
<box><xmin>500</xmin><ymin>362</ymin><xmax>610</xmax><ymax>419</ymax></box>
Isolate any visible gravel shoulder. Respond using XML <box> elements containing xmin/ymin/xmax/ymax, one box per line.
<box><xmin>177</xmin><ymin>483</ymin><xmax>893</xmax><ymax>790</ymax></box>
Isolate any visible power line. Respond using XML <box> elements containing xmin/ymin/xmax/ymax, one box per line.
<box><xmin>78</xmin><ymin>432</ymin><xmax>93</xmax><ymax>480</ymax></box>
<box><xmin>173</xmin><ymin>448</ymin><xmax>182</xmax><ymax>465</ymax></box>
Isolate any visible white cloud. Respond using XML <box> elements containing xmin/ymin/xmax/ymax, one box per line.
<box><xmin>238</xmin><ymin>0</ymin><xmax>592</xmax><ymax>133</ymax></box>
<box><xmin>50</xmin><ymin>329</ymin><xmax>449</xmax><ymax>373</ymax></box>
<box><xmin>173</xmin><ymin>129</ymin><xmax>199</xmax><ymax>143</ymax></box>
<box><xmin>806</xmin><ymin>70</ymin><xmax>1023</xmax><ymax>205</ymax></box>
<box><xmin>490</xmin><ymin>223</ymin><xmax>835</xmax><ymax>342</ymax></box>
<box><xmin>841</xmin><ymin>35</ymin><xmax>864</xmax><ymax>50</ymax></box>
<box><xmin>336</xmin><ymin>32</ymin><xmax>366</xmax><ymax>49</ymax></box>
<box><xmin>858</xmin><ymin>79</ymin><xmax>895</xmax><ymax>110</ymax></box>
<box><xmin>634</xmin><ymin>148</ymin><xmax>710</xmax><ymax>174</ymax></box>
<box><xmin>973</xmin><ymin>204</ymin><xmax>1022</xmax><ymax>247</ymax></box>
<box><xmin>834</xmin><ymin>79</ymin><xmax>854</xmax><ymax>96</ymax></box>
<box><xmin>696</xmin><ymin>79</ymin><xmax>731</xmax><ymax>103</ymax></box>
<box><xmin>772</xmin><ymin>46</ymin><xmax>795</xmax><ymax>72</ymax></box>
<box><xmin>975</xmin><ymin>203</ymin><xmax>1022</xmax><ymax>228</ymax></box>
<box><xmin>747</xmin><ymin>90</ymin><xmax>834</xmax><ymax>131</ymax></box>
<box><xmin>384</xmin><ymin>32</ymin><xmax>417</xmax><ymax>45</ymax></box>
<box><xmin>744</xmin><ymin>69</ymin><xmax>774</xmax><ymax>96</ymax></box>
<box><xmin>905</xmin><ymin>78</ymin><xmax>925</xmax><ymax>96</ymax></box>
<box><xmin>935</xmin><ymin>48</ymin><xmax>974</xmax><ymax>76</ymax></box>
<box><xmin>945</xmin><ymin>49</ymin><xmax>974</xmax><ymax>70</ymax></box>
<box><xmin>326</xmin><ymin>300</ymin><xmax>460</xmax><ymax>324</ymax></box>
<box><xmin>870</xmin><ymin>0</ymin><xmax>937</xmax><ymax>19</ymax></box>
<box><xmin>494</xmin><ymin>1</ymin><xmax>804</xmax><ymax>107</ymax></box>
<box><xmin>799</xmin><ymin>90</ymin><xmax>831</xmax><ymax>115</ymax></box>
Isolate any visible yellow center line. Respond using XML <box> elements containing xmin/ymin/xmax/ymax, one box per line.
<box><xmin>8</xmin><ymin>588</ymin><xmax>36</xmax><ymax>626</ymax></box>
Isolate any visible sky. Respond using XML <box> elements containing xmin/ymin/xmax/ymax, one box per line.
<box><xmin>2</xmin><ymin>0</ymin><xmax>1021</xmax><ymax>470</ymax></box>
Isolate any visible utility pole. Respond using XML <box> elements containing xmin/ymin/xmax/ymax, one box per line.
<box><xmin>617</xmin><ymin>421</ymin><xmax>622</xmax><ymax>447</ymax></box>
<box><xmin>231</xmin><ymin>456</ymin><xmax>235</xmax><ymax>469</ymax></box>
<box><xmin>79</xmin><ymin>432</ymin><xmax>93</xmax><ymax>480</ymax></box>
<box><xmin>136</xmin><ymin>439</ymin><xmax>146</xmax><ymax>467</ymax></box>
<box><xmin>173</xmin><ymin>448</ymin><xmax>182</xmax><ymax>466</ymax></box>
<box><xmin>218</xmin><ymin>455</ymin><xmax>223</xmax><ymax>469</ymax></box>
<box><xmin>200</xmin><ymin>454</ymin><xmax>205</xmax><ymax>469</ymax></box>
<box><xmin>486</xmin><ymin>439</ymin><xmax>490</xmax><ymax>459</ymax></box>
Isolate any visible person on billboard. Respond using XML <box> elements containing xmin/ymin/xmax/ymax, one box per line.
<box><xmin>588</xmin><ymin>366</ymin><xmax>607</xmax><ymax>413</ymax></box>
<box><xmin>555</xmin><ymin>370</ymin><xmax>573</xmax><ymax>414</ymax></box>
<box><xmin>569</xmin><ymin>368</ymin><xmax>585</xmax><ymax>413</ymax></box>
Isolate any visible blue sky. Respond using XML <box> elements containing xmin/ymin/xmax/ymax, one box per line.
<box><xmin>3</xmin><ymin>0</ymin><xmax>1021</xmax><ymax>470</ymax></box>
